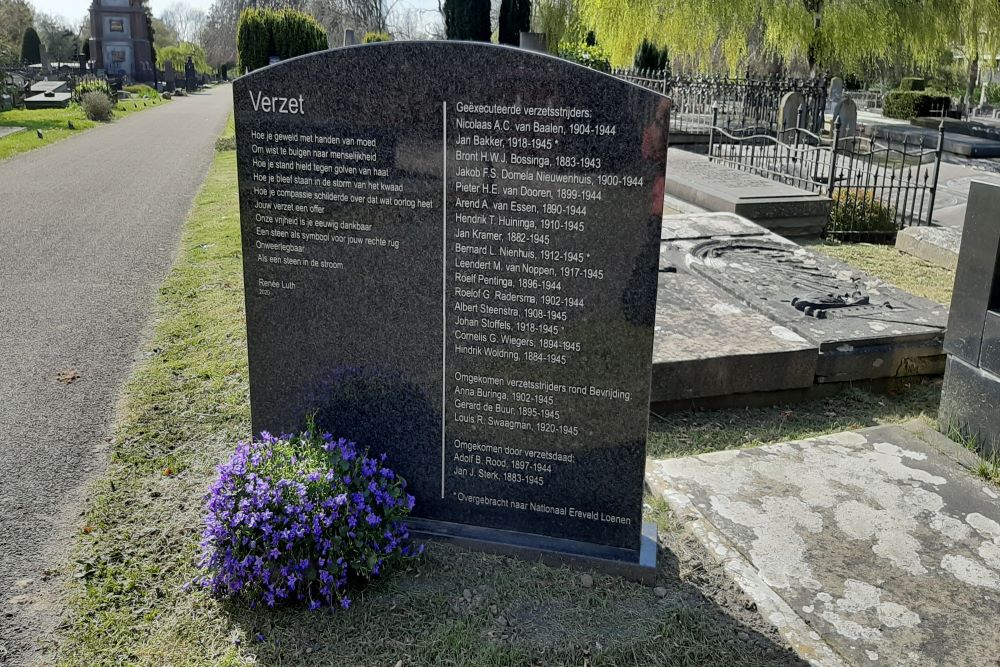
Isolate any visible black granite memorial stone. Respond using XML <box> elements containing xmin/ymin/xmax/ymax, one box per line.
<box><xmin>233</xmin><ymin>42</ymin><xmax>669</xmax><ymax>576</ymax></box>
<box><xmin>941</xmin><ymin>181</ymin><xmax>1000</xmax><ymax>454</ymax></box>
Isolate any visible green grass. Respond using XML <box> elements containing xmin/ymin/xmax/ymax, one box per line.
<box><xmin>57</xmin><ymin>150</ymin><xmax>811</xmax><ymax>667</ymax></box>
<box><xmin>214</xmin><ymin>113</ymin><xmax>235</xmax><ymax>151</ymax></box>
<box><xmin>945</xmin><ymin>425</ymin><xmax>1000</xmax><ymax>486</ymax></box>
<box><xmin>807</xmin><ymin>241</ymin><xmax>956</xmax><ymax>306</ymax></box>
<box><xmin>0</xmin><ymin>97</ymin><xmax>166</xmax><ymax>161</ymax></box>
<box><xmin>649</xmin><ymin>381</ymin><xmax>942</xmax><ymax>459</ymax></box>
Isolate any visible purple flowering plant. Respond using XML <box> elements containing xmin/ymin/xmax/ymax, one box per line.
<box><xmin>196</xmin><ymin>425</ymin><xmax>422</xmax><ymax>610</ymax></box>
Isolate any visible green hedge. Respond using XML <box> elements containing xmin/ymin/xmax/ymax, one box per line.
<box><xmin>828</xmin><ymin>188</ymin><xmax>898</xmax><ymax>237</ymax></box>
<box><xmin>363</xmin><ymin>32</ymin><xmax>391</xmax><ymax>43</ymax></box>
<box><xmin>558</xmin><ymin>42</ymin><xmax>611</xmax><ymax>72</ymax></box>
<box><xmin>124</xmin><ymin>84</ymin><xmax>160</xmax><ymax>99</ymax></box>
<box><xmin>883</xmin><ymin>90</ymin><xmax>951</xmax><ymax>119</ymax></box>
<box><xmin>237</xmin><ymin>8</ymin><xmax>327</xmax><ymax>73</ymax></box>
<box><xmin>72</xmin><ymin>78</ymin><xmax>116</xmax><ymax>105</ymax></box>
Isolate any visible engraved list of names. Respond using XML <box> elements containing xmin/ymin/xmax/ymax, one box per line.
<box><xmin>235</xmin><ymin>43</ymin><xmax>667</xmax><ymax>556</ymax></box>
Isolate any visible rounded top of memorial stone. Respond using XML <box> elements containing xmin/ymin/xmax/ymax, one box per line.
<box><xmin>234</xmin><ymin>41</ymin><xmax>668</xmax><ymax>99</ymax></box>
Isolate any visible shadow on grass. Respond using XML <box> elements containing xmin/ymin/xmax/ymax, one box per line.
<box><xmin>648</xmin><ymin>381</ymin><xmax>942</xmax><ymax>459</ymax></box>
<box><xmin>223</xmin><ymin>540</ymin><xmax>808</xmax><ymax>667</ymax></box>
<box><xmin>0</xmin><ymin>107</ymin><xmax>91</xmax><ymax>132</ymax></box>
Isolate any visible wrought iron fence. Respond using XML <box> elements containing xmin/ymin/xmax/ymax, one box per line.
<box><xmin>707</xmin><ymin>107</ymin><xmax>945</xmax><ymax>238</ymax></box>
<box><xmin>844</xmin><ymin>90</ymin><xmax>884</xmax><ymax>111</ymax></box>
<box><xmin>612</xmin><ymin>68</ymin><xmax>828</xmax><ymax>134</ymax></box>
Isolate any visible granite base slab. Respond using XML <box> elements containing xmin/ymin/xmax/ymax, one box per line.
<box><xmin>24</xmin><ymin>92</ymin><xmax>71</xmax><ymax>109</ymax></box>
<box><xmin>663</xmin><ymin>150</ymin><xmax>830</xmax><ymax>238</ymax></box>
<box><xmin>409</xmin><ymin>518</ymin><xmax>658</xmax><ymax>584</ymax></box>
<box><xmin>912</xmin><ymin>116</ymin><xmax>1000</xmax><ymax>143</ymax></box>
<box><xmin>895</xmin><ymin>225</ymin><xmax>961</xmax><ymax>270</ymax></box>
<box><xmin>866</xmin><ymin>123</ymin><xmax>1000</xmax><ymax>158</ymax></box>
<box><xmin>940</xmin><ymin>355</ymin><xmax>1000</xmax><ymax>455</ymax></box>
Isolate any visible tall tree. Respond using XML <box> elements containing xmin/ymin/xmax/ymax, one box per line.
<box><xmin>0</xmin><ymin>0</ymin><xmax>33</xmax><ymax>54</ymax></box>
<box><xmin>152</xmin><ymin>17</ymin><xmax>180</xmax><ymax>49</ymax></box>
<box><xmin>158</xmin><ymin>41</ymin><xmax>212</xmax><ymax>72</ymax></box>
<box><xmin>532</xmin><ymin>0</ymin><xmax>578</xmax><ymax>52</ymax></box>
<box><xmin>444</xmin><ymin>0</ymin><xmax>491</xmax><ymax>40</ymax></box>
<box><xmin>575</xmin><ymin>0</ymin><xmax>1000</xmax><ymax>93</ymax></box>
<box><xmin>161</xmin><ymin>2</ymin><xmax>208</xmax><ymax>43</ymax></box>
<box><xmin>20</xmin><ymin>26</ymin><xmax>41</xmax><ymax>64</ymax></box>
<box><xmin>305</xmin><ymin>0</ymin><xmax>397</xmax><ymax>38</ymax></box>
<box><xmin>390</xmin><ymin>6</ymin><xmax>433</xmax><ymax>40</ymax></box>
<box><xmin>34</xmin><ymin>13</ymin><xmax>76</xmax><ymax>63</ymax></box>
<box><xmin>498</xmin><ymin>0</ymin><xmax>530</xmax><ymax>45</ymax></box>
<box><xmin>200</xmin><ymin>0</ymin><xmax>306</xmax><ymax>70</ymax></box>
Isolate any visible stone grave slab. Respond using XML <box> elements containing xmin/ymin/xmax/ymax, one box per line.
<box><xmin>866</xmin><ymin>123</ymin><xmax>1000</xmax><ymax>158</ymax></box>
<box><xmin>0</xmin><ymin>126</ymin><xmax>26</xmax><ymax>140</ymax></box>
<box><xmin>234</xmin><ymin>42</ymin><xmax>669</xmax><ymax>578</ymax></box>
<box><xmin>663</xmin><ymin>149</ymin><xmax>830</xmax><ymax>238</ymax></box>
<box><xmin>832</xmin><ymin>98</ymin><xmax>857</xmax><ymax>136</ymax></box>
<box><xmin>913</xmin><ymin>116</ymin><xmax>1000</xmax><ymax>142</ymax></box>
<box><xmin>651</xmin><ymin>270</ymin><xmax>816</xmax><ymax>404</ymax></box>
<box><xmin>661</xmin><ymin>213</ymin><xmax>948</xmax><ymax>384</ymax></box>
<box><xmin>29</xmin><ymin>80</ymin><xmax>67</xmax><ymax>94</ymax></box>
<box><xmin>24</xmin><ymin>91</ymin><xmax>71</xmax><ymax>109</ymax></box>
<box><xmin>895</xmin><ymin>225</ymin><xmax>960</xmax><ymax>270</ymax></box>
<box><xmin>647</xmin><ymin>421</ymin><xmax>1000</xmax><ymax>667</ymax></box>
<box><xmin>778</xmin><ymin>92</ymin><xmax>804</xmax><ymax>132</ymax></box>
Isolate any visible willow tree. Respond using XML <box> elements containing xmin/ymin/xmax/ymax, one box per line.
<box><xmin>576</xmin><ymin>0</ymin><xmax>1000</xmax><ymax>102</ymax></box>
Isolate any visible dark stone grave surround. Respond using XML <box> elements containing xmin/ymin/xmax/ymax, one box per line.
<box><xmin>233</xmin><ymin>42</ymin><xmax>669</xmax><ymax>579</ymax></box>
<box><xmin>941</xmin><ymin>181</ymin><xmax>1000</xmax><ymax>454</ymax></box>
<box><xmin>654</xmin><ymin>213</ymin><xmax>947</xmax><ymax>406</ymax></box>
<box><xmin>663</xmin><ymin>150</ymin><xmax>831</xmax><ymax>238</ymax></box>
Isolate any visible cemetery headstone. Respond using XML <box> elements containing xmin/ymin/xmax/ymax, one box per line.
<box><xmin>344</xmin><ymin>29</ymin><xmax>357</xmax><ymax>46</ymax></box>
<box><xmin>941</xmin><ymin>181</ymin><xmax>1000</xmax><ymax>454</ymax></box>
<box><xmin>833</xmin><ymin>98</ymin><xmax>858</xmax><ymax>137</ymax></box>
<box><xmin>164</xmin><ymin>62</ymin><xmax>176</xmax><ymax>93</ymax></box>
<box><xmin>777</xmin><ymin>91</ymin><xmax>804</xmax><ymax>133</ymax></box>
<box><xmin>233</xmin><ymin>42</ymin><xmax>668</xmax><ymax>578</ymax></box>
<box><xmin>827</xmin><ymin>77</ymin><xmax>844</xmax><ymax>109</ymax></box>
<box><xmin>185</xmin><ymin>56</ymin><xmax>197</xmax><ymax>92</ymax></box>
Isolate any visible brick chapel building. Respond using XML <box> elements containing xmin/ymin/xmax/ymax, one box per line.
<box><xmin>88</xmin><ymin>0</ymin><xmax>155</xmax><ymax>81</ymax></box>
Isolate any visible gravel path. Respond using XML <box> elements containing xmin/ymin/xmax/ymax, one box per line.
<box><xmin>0</xmin><ymin>85</ymin><xmax>232</xmax><ymax>664</ymax></box>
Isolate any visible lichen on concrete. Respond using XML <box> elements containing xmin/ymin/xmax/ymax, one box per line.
<box><xmin>647</xmin><ymin>421</ymin><xmax>1000</xmax><ymax>666</ymax></box>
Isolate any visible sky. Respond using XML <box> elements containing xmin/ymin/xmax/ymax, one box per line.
<box><xmin>28</xmin><ymin>0</ymin><xmax>441</xmax><ymax>26</ymax></box>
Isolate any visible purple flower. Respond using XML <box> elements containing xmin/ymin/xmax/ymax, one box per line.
<box><xmin>194</xmin><ymin>428</ymin><xmax>421</xmax><ymax>612</ymax></box>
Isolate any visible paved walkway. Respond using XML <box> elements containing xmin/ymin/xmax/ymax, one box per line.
<box><xmin>0</xmin><ymin>85</ymin><xmax>232</xmax><ymax>663</ymax></box>
<box><xmin>647</xmin><ymin>421</ymin><xmax>1000</xmax><ymax>666</ymax></box>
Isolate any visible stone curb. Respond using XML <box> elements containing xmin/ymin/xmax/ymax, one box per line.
<box><xmin>648</xmin><ymin>471</ymin><xmax>850</xmax><ymax>667</ymax></box>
